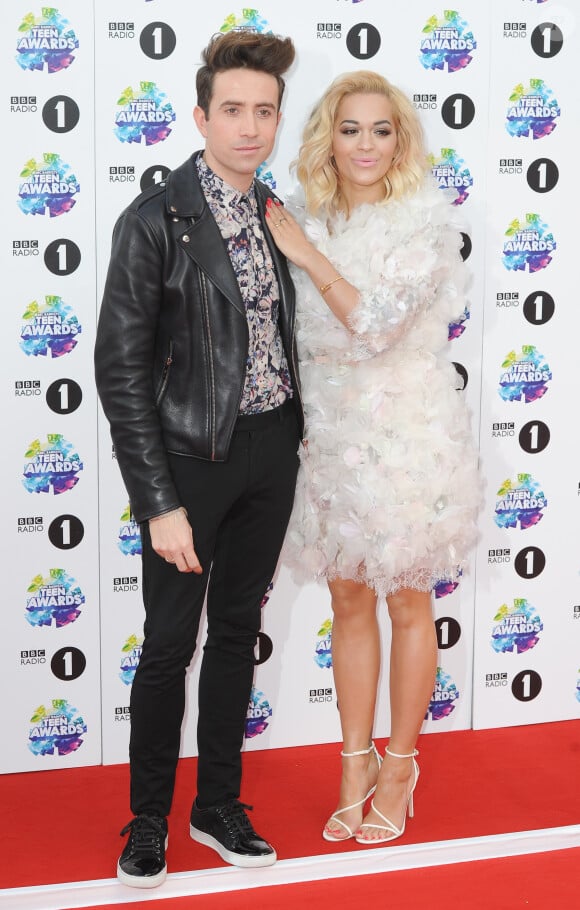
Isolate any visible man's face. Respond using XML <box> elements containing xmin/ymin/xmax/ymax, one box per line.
<box><xmin>194</xmin><ymin>68</ymin><xmax>281</xmax><ymax>192</ymax></box>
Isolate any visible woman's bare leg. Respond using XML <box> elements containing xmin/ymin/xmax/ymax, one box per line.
<box><xmin>358</xmin><ymin>587</ymin><xmax>437</xmax><ymax>841</ymax></box>
<box><xmin>324</xmin><ymin>577</ymin><xmax>381</xmax><ymax>838</ymax></box>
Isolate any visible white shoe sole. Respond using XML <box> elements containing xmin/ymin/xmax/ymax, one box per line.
<box><xmin>117</xmin><ymin>861</ymin><xmax>167</xmax><ymax>888</ymax></box>
<box><xmin>117</xmin><ymin>834</ymin><xmax>168</xmax><ymax>888</ymax></box>
<box><xmin>190</xmin><ymin>824</ymin><xmax>277</xmax><ymax>868</ymax></box>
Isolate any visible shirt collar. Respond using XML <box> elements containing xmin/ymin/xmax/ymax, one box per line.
<box><xmin>196</xmin><ymin>153</ymin><xmax>256</xmax><ymax>208</ymax></box>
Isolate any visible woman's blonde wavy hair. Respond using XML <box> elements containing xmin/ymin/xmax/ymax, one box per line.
<box><xmin>295</xmin><ymin>70</ymin><xmax>428</xmax><ymax>217</ymax></box>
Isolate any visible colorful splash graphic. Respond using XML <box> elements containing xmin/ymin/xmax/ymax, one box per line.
<box><xmin>492</xmin><ymin>598</ymin><xmax>543</xmax><ymax>655</ymax></box>
<box><xmin>119</xmin><ymin>634</ymin><xmax>144</xmax><ymax>685</ymax></box>
<box><xmin>433</xmin><ymin>571</ymin><xmax>462</xmax><ymax>599</ymax></box>
<box><xmin>16</xmin><ymin>8</ymin><xmax>78</xmax><ymax>73</ymax></box>
<box><xmin>20</xmin><ymin>295</ymin><xmax>81</xmax><ymax>358</ymax></box>
<box><xmin>220</xmin><ymin>9</ymin><xmax>272</xmax><ymax>33</ymax></box>
<box><xmin>23</xmin><ymin>434</ymin><xmax>82</xmax><ymax>495</ymax></box>
<box><xmin>428</xmin><ymin>667</ymin><xmax>459</xmax><ymax>720</ymax></box>
<box><xmin>245</xmin><ymin>687</ymin><xmax>272</xmax><ymax>738</ymax></box>
<box><xmin>499</xmin><ymin>345</ymin><xmax>552</xmax><ymax>403</ymax></box>
<box><xmin>256</xmin><ymin>162</ymin><xmax>276</xmax><ymax>190</ymax></box>
<box><xmin>18</xmin><ymin>153</ymin><xmax>79</xmax><ymax>218</ymax></box>
<box><xmin>260</xmin><ymin>581</ymin><xmax>273</xmax><ymax>608</ymax></box>
<box><xmin>114</xmin><ymin>82</ymin><xmax>175</xmax><ymax>146</ymax></box>
<box><xmin>494</xmin><ymin>474</ymin><xmax>547</xmax><ymax>530</ymax></box>
<box><xmin>29</xmin><ymin>699</ymin><xmax>87</xmax><ymax>756</ymax></box>
<box><xmin>118</xmin><ymin>504</ymin><xmax>141</xmax><ymax>556</ymax></box>
<box><xmin>503</xmin><ymin>213</ymin><xmax>556</xmax><ymax>273</ymax></box>
<box><xmin>429</xmin><ymin>148</ymin><xmax>473</xmax><ymax>205</ymax></box>
<box><xmin>448</xmin><ymin>306</ymin><xmax>470</xmax><ymax>340</ymax></box>
<box><xmin>25</xmin><ymin>568</ymin><xmax>85</xmax><ymax>628</ymax></box>
<box><xmin>419</xmin><ymin>11</ymin><xmax>476</xmax><ymax>72</ymax></box>
<box><xmin>314</xmin><ymin>619</ymin><xmax>333</xmax><ymax>669</ymax></box>
<box><xmin>506</xmin><ymin>79</ymin><xmax>560</xmax><ymax>140</ymax></box>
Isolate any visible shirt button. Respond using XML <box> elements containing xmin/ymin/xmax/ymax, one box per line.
<box><xmin>183</xmin><ymin>235</ymin><xmax>190</xmax><ymax>243</ymax></box>
<box><xmin>172</xmin><ymin>217</ymin><xmax>179</xmax><ymax>222</ymax></box>
<box><xmin>169</xmin><ymin>205</ymin><xmax>176</xmax><ymax>212</ymax></box>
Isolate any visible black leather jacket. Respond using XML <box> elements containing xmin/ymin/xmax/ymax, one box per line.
<box><xmin>95</xmin><ymin>154</ymin><xmax>303</xmax><ymax>522</ymax></box>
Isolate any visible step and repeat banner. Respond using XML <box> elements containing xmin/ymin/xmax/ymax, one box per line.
<box><xmin>0</xmin><ymin>0</ymin><xmax>576</xmax><ymax>773</ymax></box>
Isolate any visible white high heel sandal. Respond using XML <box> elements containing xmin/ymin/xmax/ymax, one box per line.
<box><xmin>355</xmin><ymin>747</ymin><xmax>419</xmax><ymax>845</ymax></box>
<box><xmin>322</xmin><ymin>742</ymin><xmax>382</xmax><ymax>842</ymax></box>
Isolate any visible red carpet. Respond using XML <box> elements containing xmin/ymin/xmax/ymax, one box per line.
<box><xmin>78</xmin><ymin>849</ymin><xmax>580</xmax><ymax>910</ymax></box>
<box><xmin>4</xmin><ymin>721</ymin><xmax>580</xmax><ymax>907</ymax></box>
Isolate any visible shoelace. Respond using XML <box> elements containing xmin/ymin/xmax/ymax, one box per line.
<box><xmin>120</xmin><ymin>815</ymin><xmax>166</xmax><ymax>855</ymax></box>
<box><xmin>217</xmin><ymin>800</ymin><xmax>256</xmax><ymax>837</ymax></box>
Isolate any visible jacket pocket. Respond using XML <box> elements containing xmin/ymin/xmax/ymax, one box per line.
<box><xmin>155</xmin><ymin>339</ymin><xmax>174</xmax><ymax>406</ymax></box>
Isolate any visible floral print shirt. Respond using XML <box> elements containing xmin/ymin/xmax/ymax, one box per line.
<box><xmin>196</xmin><ymin>155</ymin><xmax>293</xmax><ymax>414</ymax></box>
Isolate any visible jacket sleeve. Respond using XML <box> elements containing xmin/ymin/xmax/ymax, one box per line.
<box><xmin>347</xmin><ymin>203</ymin><xmax>467</xmax><ymax>356</ymax></box>
<box><xmin>94</xmin><ymin>209</ymin><xmax>181</xmax><ymax>523</ymax></box>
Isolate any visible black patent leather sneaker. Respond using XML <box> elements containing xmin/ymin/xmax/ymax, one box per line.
<box><xmin>190</xmin><ymin>799</ymin><xmax>276</xmax><ymax>867</ymax></box>
<box><xmin>117</xmin><ymin>814</ymin><xmax>168</xmax><ymax>888</ymax></box>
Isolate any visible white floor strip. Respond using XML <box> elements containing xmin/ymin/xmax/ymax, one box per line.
<box><xmin>2</xmin><ymin>824</ymin><xmax>580</xmax><ymax>910</ymax></box>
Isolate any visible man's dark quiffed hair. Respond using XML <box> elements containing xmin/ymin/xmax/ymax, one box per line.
<box><xmin>196</xmin><ymin>31</ymin><xmax>295</xmax><ymax>116</ymax></box>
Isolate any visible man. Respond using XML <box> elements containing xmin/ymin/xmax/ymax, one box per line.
<box><xmin>95</xmin><ymin>30</ymin><xmax>301</xmax><ymax>888</ymax></box>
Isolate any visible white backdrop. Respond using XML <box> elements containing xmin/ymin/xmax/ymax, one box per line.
<box><xmin>1</xmin><ymin>0</ymin><xmax>577</xmax><ymax>774</ymax></box>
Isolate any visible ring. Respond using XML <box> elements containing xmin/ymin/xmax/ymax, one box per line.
<box><xmin>166</xmin><ymin>557</ymin><xmax>175</xmax><ymax>564</ymax></box>
<box><xmin>279</xmin><ymin>218</ymin><xmax>287</xmax><ymax>223</ymax></box>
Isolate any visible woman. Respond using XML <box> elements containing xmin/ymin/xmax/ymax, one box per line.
<box><xmin>265</xmin><ymin>70</ymin><xmax>480</xmax><ymax>846</ymax></box>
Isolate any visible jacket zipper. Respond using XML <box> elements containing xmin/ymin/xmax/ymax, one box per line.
<box><xmin>199</xmin><ymin>274</ymin><xmax>216</xmax><ymax>459</ymax></box>
<box><xmin>155</xmin><ymin>340</ymin><xmax>174</xmax><ymax>405</ymax></box>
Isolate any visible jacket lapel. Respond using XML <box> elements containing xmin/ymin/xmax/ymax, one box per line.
<box><xmin>165</xmin><ymin>154</ymin><xmax>245</xmax><ymax>316</ymax></box>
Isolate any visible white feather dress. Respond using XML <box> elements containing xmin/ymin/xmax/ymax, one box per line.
<box><xmin>283</xmin><ymin>179</ymin><xmax>480</xmax><ymax>597</ymax></box>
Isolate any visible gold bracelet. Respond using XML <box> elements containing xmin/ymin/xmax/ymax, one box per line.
<box><xmin>319</xmin><ymin>275</ymin><xmax>343</xmax><ymax>295</ymax></box>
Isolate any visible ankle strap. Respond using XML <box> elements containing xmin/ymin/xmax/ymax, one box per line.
<box><xmin>385</xmin><ymin>747</ymin><xmax>419</xmax><ymax>759</ymax></box>
<box><xmin>341</xmin><ymin>742</ymin><xmax>375</xmax><ymax>758</ymax></box>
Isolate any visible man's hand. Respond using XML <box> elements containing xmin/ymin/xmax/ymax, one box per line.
<box><xmin>149</xmin><ymin>508</ymin><xmax>203</xmax><ymax>574</ymax></box>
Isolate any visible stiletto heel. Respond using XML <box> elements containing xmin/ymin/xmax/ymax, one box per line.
<box><xmin>355</xmin><ymin>746</ymin><xmax>419</xmax><ymax>845</ymax></box>
<box><xmin>322</xmin><ymin>742</ymin><xmax>382</xmax><ymax>842</ymax></box>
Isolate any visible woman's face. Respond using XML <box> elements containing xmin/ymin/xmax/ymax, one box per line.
<box><xmin>331</xmin><ymin>92</ymin><xmax>398</xmax><ymax>207</ymax></box>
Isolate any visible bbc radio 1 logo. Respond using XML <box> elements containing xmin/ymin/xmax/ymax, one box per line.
<box><xmin>113</xmin><ymin>576</ymin><xmax>138</xmax><ymax>593</ymax></box>
<box><xmin>28</xmin><ymin>699</ymin><xmax>86</xmax><ymax>757</ymax></box>
<box><xmin>11</xmin><ymin>95</ymin><xmax>37</xmax><ymax>113</ymax></box>
<box><xmin>503</xmin><ymin>213</ymin><xmax>556</xmax><ymax>273</ymax></box>
<box><xmin>109</xmin><ymin>21</ymin><xmax>134</xmax><ymax>39</ymax></box>
<box><xmin>25</xmin><ymin>567</ymin><xmax>85</xmax><ymax>628</ymax></box>
<box><xmin>114</xmin><ymin>83</ymin><xmax>176</xmax><ymax>146</ymax></box>
<box><xmin>118</xmin><ymin>504</ymin><xmax>141</xmax><ymax>556</ymax></box>
<box><xmin>18</xmin><ymin>154</ymin><xmax>80</xmax><ymax>218</ymax></box>
<box><xmin>315</xmin><ymin>619</ymin><xmax>332</xmax><ymax>669</ymax></box>
<box><xmin>317</xmin><ymin>23</ymin><xmax>342</xmax><ymax>40</ymax></box>
<box><xmin>487</xmin><ymin>670</ymin><xmax>542</xmax><ymax>702</ymax></box>
<box><xmin>494</xmin><ymin>474</ymin><xmax>547</xmax><ymax>531</ymax></box>
<box><xmin>20</xmin><ymin>296</ymin><xmax>81</xmax><ymax>359</ymax></box>
<box><xmin>220</xmin><ymin>10</ymin><xmax>272</xmax><ymax>33</ymax></box>
<box><xmin>491</xmin><ymin>598</ymin><xmax>543</xmax><ymax>655</ymax></box>
<box><xmin>429</xmin><ymin>148</ymin><xmax>472</xmax><ymax>205</ymax></box>
<box><xmin>16</xmin><ymin>8</ymin><xmax>79</xmax><ymax>73</ymax></box>
<box><xmin>428</xmin><ymin>667</ymin><xmax>459</xmax><ymax>720</ymax></box>
<box><xmin>114</xmin><ymin>706</ymin><xmax>131</xmax><ymax>723</ymax></box>
<box><xmin>23</xmin><ymin>434</ymin><xmax>82</xmax><ymax>495</ymax></box>
<box><xmin>119</xmin><ymin>634</ymin><xmax>143</xmax><ymax>685</ymax></box>
<box><xmin>245</xmin><ymin>686</ymin><xmax>272</xmax><ymax>738</ymax></box>
<box><xmin>499</xmin><ymin>345</ymin><xmax>551</xmax><ymax>404</ymax></box>
<box><xmin>419</xmin><ymin>11</ymin><xmax>476</xmax><ymax>72</ymax></box>
<box><xmin>506</xmin><ymin>79</ymin><xmax>560</xmax><ymax>140</ymax></box>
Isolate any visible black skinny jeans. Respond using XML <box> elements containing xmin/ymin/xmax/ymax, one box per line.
<box><xmin>129</xmin><ymin>400</ymin><xmax>300</xmax><ymax>817</ymax></box>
